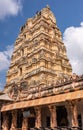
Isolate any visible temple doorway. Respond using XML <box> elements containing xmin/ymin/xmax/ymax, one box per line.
<box><xmin>56</xmin><ymin>106</ymin><xmax>68</xmax><ymax>127</ymax></box>
<box><xmin>46</xmin><ymin>116</ymin><xmax>50</xmax><ymax>127</ymax></box>
<box><xmin>8</xmin><ymin>112</ymin><xmax>12</xmax><ymax>130</ymax></box>
<box><xmin>28</xmin><ymin>117</ymin><xmax>35</xmax><ymax>128</ymax></box>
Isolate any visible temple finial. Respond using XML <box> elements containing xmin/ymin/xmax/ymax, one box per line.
<box><xmin>46</xmin><ymin>5</ymin><xmax>50</xmax><ymax>10</ymax></box>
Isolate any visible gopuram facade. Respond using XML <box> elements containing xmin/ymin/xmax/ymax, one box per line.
<box><xmin>1</xmin><ymin>6</ymin><xmax>83</xmax><ymax>130</ymax></box>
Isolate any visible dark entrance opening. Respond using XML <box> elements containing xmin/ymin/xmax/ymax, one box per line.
<box><xmin>28</xmin><ymin>117</ymin><xmax>35</xmax><ymax>128</ymax></box>
<box><xmin>1</xmin><ymin>113</ymin><xmax>3</xmax><ymax>130</ymax></box>
<box><xmin>8</xmin><ymin>112</ymin><xmax>12</xmax><ymax>130</ymax></box>
<box><xmin>17</xmin><ymin>110</ymin><xmax>23</xmax><ymax>128</ymax></box>
<box><xmin>46</xmin><ymin>116</ymin><xmax>50</xmax><ymax>127</ymax></box>
<box><xmin>78</xmin><ymin>114</ymin><xmax>82</xmax><ymax>128</ymax></box>
<box><xmin>57</xmin><ymin>106</ymin><xmax>68</xmax><ymax>127</ymax></box>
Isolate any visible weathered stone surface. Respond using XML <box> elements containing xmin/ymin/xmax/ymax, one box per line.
<box><xmin>4</xmin><ymin>6</ymin><xmax>72</xmax><ymax>98</ymax></box>
<box><xmin>1</xmin><ymin>6</ymin><xmax>83</xmax><ymax>130</ymax></box>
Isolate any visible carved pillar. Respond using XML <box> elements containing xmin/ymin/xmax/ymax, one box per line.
<box><xmin>0</xmin><ymin>107</ymin><xmax>1</xmax><ymax>130</ymax></box>
<box><xmin>2</xmin><ymin>112</ymin><xmax>9</xmax><ymax>130</ymax></box>
<box><xmin>49</xmin><ymin>105</ymin><xmax>57</xmax><ymax>128</ymax></box>
<box><xmin>11</xmin><ymin>110</ymin><xmax>17</xmax><ymax>130</ymax></box>
<box><xmin>35</xmin><ymin>107</ymin><xmax>42</xmax><ymax>128</ymax></box>
<box><xmin>69</xmin><ymin>101</ymin><xmax>78</xmax><ymax>127</ymax></box>
<box><xmin>22</xmin><ymin>117</ymin><xmax>28</xmax><ymax>130</ymax></box>
<box><xmin>81</xmin><ymin>113</ymin><xmax>83</xmax><ymax>129</ymax></box>
<box><xmin>65</xmin><ymin>104</ymin><xmax>72</xmax><ymax>127</ymax></box>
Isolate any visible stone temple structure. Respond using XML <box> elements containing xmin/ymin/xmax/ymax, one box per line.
<box><xmin>1</xmin><ymin>6</ymin><xmax>83</xmax><ymax>130</ymax></box>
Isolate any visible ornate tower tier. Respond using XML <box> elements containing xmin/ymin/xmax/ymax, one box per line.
<box><xmin>5</xmin><ymin>6</ymin><xmax>72</xmax><ymax>91</ymax></box>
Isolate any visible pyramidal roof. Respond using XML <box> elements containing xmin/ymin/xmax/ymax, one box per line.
<box><xmin>4</xmin><ymin>6</ymin><xmax>72</xmax><ymax>98</ymax></box>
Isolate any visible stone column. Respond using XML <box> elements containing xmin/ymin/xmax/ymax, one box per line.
<box><xmin>49</xmin><ymin>105</ymin><xmax>57</xmax><ymax>128</ymax></box>
<box><xmin>2</xmin><ymin>112</ymin><xmax>9</xmax><ymax>130</ymax></box>
<box><xmin>22</xmin><ymin>117</ymin><xmax>28</xmax><ymax>130</ymax></box>
<box><xmin>11</xmin><ymin>110</ymin><xmax>17</xmax><ymax>130</ymax></box>
<box><xmin>35</xmin><ymin>107</ymin><xmax>42</xmax><ymax>128</ymax></box>
<box><xmin>65</xmin><ymin>104</ymin><xmax>72</xmax><ymax>127</ymax></box>
<box><xmin>69</xmin><ymin>101</ymin><xmax>78</xmax><ymax>127</ymax></box>
<box><xmin>81</xmin><ymin>113</ymin><xmax>83</xmax><ymax>129</ymax></box>
<box><xmin>0</xmin><ymin>107</ymin><xmax>1</xmax><ymax>130</ymax></box>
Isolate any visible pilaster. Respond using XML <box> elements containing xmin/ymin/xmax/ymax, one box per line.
<box><xmin>49</xmin><ymin>105</ymin><xmax>57</xmax><ymax>128</ymax></box>
<box><xmin>11</xmin><ymin>110</ymin><xmax>17</xmax><ymax>130</ymax></box>
<box><xmin>81</xmin><ymin>113</ymin><xmax>83</xmax><ymax>129</ymax></box>
<box><xmin>35</xmin><ymin>107</ymin><xmax>42</xmax><ymax>128</ymax></box>
<box><xmin>22</xmin><ymin>117</ymin><xmax>28</xmax><ymax>130</ymax></box>
<box><xmin>65</xmin><ymin>104</ymin><xmax>72</xmax><ymax>127</ymax></box>
<box><xmin>2</xmin><ymin>112</ymin><xmax>9</xmax><ymax>130</ymax></box>
<box><xmin>68</xmin><ymin>100</ymin><xmax>78</xmax><ymax>127</ymax></box>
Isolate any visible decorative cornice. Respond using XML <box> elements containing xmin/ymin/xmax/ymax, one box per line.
<box><xmin>7</xmin><ymin>74</ymin><xmax>83</xmax><ymax>101</ymax></box>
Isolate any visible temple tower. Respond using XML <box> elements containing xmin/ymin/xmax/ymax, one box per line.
<box><xmin>5</xmin><ymin>6</ymin><xmax>72</xmax><ymax>91</ymax></box>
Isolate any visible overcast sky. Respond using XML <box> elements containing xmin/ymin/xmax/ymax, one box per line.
<box><xmin>0</xmin><ymin>0</ymin><xmax>83</xmax><ymax>90</ymax></box>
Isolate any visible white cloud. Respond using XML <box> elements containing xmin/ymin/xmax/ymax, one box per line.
<box><xmin>63</xmin><ymin>22</ymin><xmax>83</xmax><ymax>75</ymax></box>
<box><xmin>0</xmin><ymin>45</ymin><xmax>13</xmax><ymax>71</ymax></box>
<box><xmin>0</xmin><ymin>0</ymin><xmax>22</xmax><ymax>20</ymax></box>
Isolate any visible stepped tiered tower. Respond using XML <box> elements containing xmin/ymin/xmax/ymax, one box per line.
<box><xmin>5</xmin><ymin>6</ymin><xmax>72</xmax><ymax>92</ymax></box>
<box><xmin>1</xmin><ymin>6</ymin><xmax>83</xmax><ymax>130</ymax></box>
